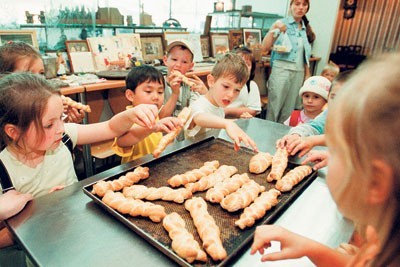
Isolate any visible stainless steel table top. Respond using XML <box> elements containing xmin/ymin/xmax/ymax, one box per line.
<box><xmin>7</xmin><ymin>118</ymin><xmax>354</xmax><ymax>267</ymax></box>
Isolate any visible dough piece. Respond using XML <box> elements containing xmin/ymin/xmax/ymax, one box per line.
<box><xmin>275</xmin><ymin>165</ymin><xmax>312</xmax><ymax>192</ymax></box>
<box><xmin>249</xmin><ymin>152</ymin><xmax>273</xmax><ymax>174</ymax></box>
<box><xmin>92</xmin><ymin>166</ymin><xmax>149</xmax><ymax>197</ymax></box>
<box><xmin>61</xmin><ymin>95</ymin><xmax>91</xmax><ymax>113</ymax></box>
<box><xmin>172</xmin><ymin>70</ymin><xmax>195</xmax><ymax>87</ymax></box>
<box><xmin>167</xmin><ymin>160</ymin><xmax>219</xmax><ymax>187</ymax></box>
<box><xmin>205</xmin><ymin>173</ymin><xmax>250</xmax><ymax>203</ymax></box>
<box><xmin>184</xmin><ymin>197</ymin><xmax>227</xmax><ymax>261</ymax></box>
<box><xmin>185</xmin><ymin>165</ymin><xmax>238</xmax><ymax>193</ymax></box>
<box><xmin>220</xmin><ymin>180</ymin><xmax>266</xmax><ymax>212</ymax></box>
<box><xmin>163</xmin><ymin>212</ymin><xmax>207</xmax><ymax>263</ymax></box>
<box><xmin>123</xmin><ymin>185</ymin><xmax>192</xmax><ymax>203</ymax></box>
<box><xmin>267</xmin><ymin>148</ymin><xmax>289</xmax><ymax>182</ymax></box>
<box><xmin>102</xmin><ymin>191</ymin><xmax>166</xmax><ymax>222</ymax></box>
<box><xmin>235</xmin><ymin>189</ymin><xmax>281</xmax><ymax>229</ymax></box>
<box><xmin>152</xmin><ymin>107</ymin><xmax>192</xmax><ymax>158</ymax></box>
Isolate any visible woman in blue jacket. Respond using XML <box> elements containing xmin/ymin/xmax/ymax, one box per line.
<box><xmin>262</xmin><ymin>0</ymin><xmax>312</xmax><ymax>123</ymax></box>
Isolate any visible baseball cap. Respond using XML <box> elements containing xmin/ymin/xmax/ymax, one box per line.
<box><xmin>299</xmin><ymin>76</ymin><xmax>331</xmax><ymax>100</ymax></box>
<box><xmin>165</xmin><ymin>39</ymin><xmax>195</xmax><ymax>58</ymax></box>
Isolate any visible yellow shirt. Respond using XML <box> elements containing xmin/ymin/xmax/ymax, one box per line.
<box><xmin>112</xmin><ymin>105</ymin><xmax>162</xmax><ymax>164</ymax></box>
<box><xmin>112</xmin><ymin>131</ymin><xmax>162</xmax><ymax>164</ymax></box>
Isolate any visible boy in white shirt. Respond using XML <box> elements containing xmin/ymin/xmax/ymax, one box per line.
<box><xmin>185</xmin><ymin>53</ymin><xmax>258</xmax><ymax>152</ymax></box>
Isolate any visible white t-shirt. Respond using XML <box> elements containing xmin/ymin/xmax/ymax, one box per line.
<box><xmin>0</xmin><ymin>123</ymin><xmax>78</xmax><ymax>197</ymax></box>
<box><xmin>227</xmin><ymin>81</ymin><xmax>262</xmax><ymax>112</ymax></box>
<box><xmin>185</xmin><ymin>95</ymin><xmax>224</xmax><ymax>138</ymax></box>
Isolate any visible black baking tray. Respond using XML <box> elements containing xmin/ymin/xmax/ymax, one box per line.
<box><xmin>83</xmin><ymin>136</ymin><xmax>318</xmax><ymax>267</ymax></box>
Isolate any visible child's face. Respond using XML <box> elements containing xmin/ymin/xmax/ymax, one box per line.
<box><xmin>321</xmin><ymin>70</ymin><xmax>337</xmax><ymax>82</ymax></box>
<box><xmin>13</xmin><ymin>57</ymin><xmax>45</xmax><ymax>75</ymax></box>
<box><xmin>24</xmin><ymin>95</ymin><xmax>65</xmax><ymax>153</ymax></box>
<box><xmin>163</xmin><ymin>46</ymin><xmax>194</xmax><ymax>75</ymax></box>
<box><xmin>126</xmin><ymin>80</ymin><xmax>164</xmax><ymax>109</ymax></box>
<box><xmin>207</xmin><ymin>74</ymin><xmax>243</xmax><ymax>107</ymax></box>
<box><xmin>301</xmin><ymin>92</ymin><xmax>327</xmax><ymax>113</ymax></box>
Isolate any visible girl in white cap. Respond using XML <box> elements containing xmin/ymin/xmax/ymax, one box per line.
<box><xmin>284</xmin><ymin>76</ymin><xmax>331</xmax><ymax>127</ymax></box>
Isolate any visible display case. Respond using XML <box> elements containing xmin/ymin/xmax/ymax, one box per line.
<box><xmin>208</xmin><ymin>10</ymin><xmax>282</xmax><ymax>36</ymax></box>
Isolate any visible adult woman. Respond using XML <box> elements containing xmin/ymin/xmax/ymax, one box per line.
<box><xmin>262</xmin><ymin>0</ymin><xmax>312</xmax><ymax>123</ymax></box>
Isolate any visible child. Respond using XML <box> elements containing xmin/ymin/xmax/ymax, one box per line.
<box><xmin>160</xmin><ymin>40</ymin><xmax>208</xmax><ymax>119</ymax></box>
<box><xmin>251</xmin><ymin>53</ymin><xmax>400</xmax><ymax>266</ymax></box>
<box><xmin>185</xmin><ymin>53</ymin><xmax>258</xmax><ymax>152</ymax></box>
<box><xmin>0</xmin><ymin>190</ymin><xmax>32</xmax><ymax>221</ymax></box>
<box><xmin>284</xmin><ymin>76</ymin><xmax>331</xmax><ymax>126</ymax></box>
<box><xmin>0</xmin><ymin>72</ymin><xmax>158</xmax><ymax>198</ymax></box>
<box><xmin>0</xmin><ymin>41</ymin><xmax>84</xmax><ymax>123</ymax></box>
<box><xmin>277</xmin><ymin>70</ymin><xmax>353</xmax><ymax>159</ymax></box>
<box><xmin>112</xmin><ymin>65</ymin><xmax>182</xmax><ymax>164</ymax></box>
<box><xmin>320</xmin><ymin>61</ymin><xmax>340</xmax><ymax>82</ymax></box>
<box><xmin>224</xmin><ymin>46</ymin><xmax>261</xmax><ymax>119</ymax></box>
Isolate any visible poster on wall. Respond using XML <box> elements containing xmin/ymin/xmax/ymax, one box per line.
<box><xmin>87</xmin><ymin>34</ymin><xmax>142</xmax><ymax>71</ymax></box>
<box><xmin>164</xmin><ymin>32</ymin><xmax>203</xmax><ymax>63</ymax></box>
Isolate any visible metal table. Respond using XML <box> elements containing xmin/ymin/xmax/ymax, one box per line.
<box><xmin>6</xmin><ymin>118</ymin><xmax>354</xmax><ymax>267</ymax></box>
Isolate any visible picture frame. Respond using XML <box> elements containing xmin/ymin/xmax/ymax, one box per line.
<box><xmin>0</xmin><ymin>29</ymin><xmax>38</xmax><ymax>49</ymax></box>
<box><xmin>200</xmin><ymin>35</ymin><xmax>210</xmax><ymax>58</ymax></box>
<box><xmin>210</xmin><ymin>33</ymin><xmax>229</xmax><ymax>58</ymax></box>
<box><xmin>243</xmin><ymin>28</ymin><xmax>262</xmax><ymax>49</ymax></box>
<box><xmin>65</xmin><ymin>40</ymin><xmax>96</xmax><ymax>73</ymax></box>
<box><xmin>228</xmin><ymin>29</ymin><xmax>243</xmax><ymax>51</ymax></box>
<box><xmin>139</xmin><ymin>33</ymin><xmax>165</xmax><ymax>62</ymax></box>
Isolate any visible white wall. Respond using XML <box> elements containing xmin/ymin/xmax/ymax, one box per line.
<box><xmin>235</xmin><ymin>0</ymin><xmax>288</xmax><ymax>16</ymax></box>
<box><xmin>307</xmin><ymin>0</ymin><xmax>341</xmax><ymax>74</ymax></box>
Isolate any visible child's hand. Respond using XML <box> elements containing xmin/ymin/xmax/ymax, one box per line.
<box><xmin>65</xmin><ymin>106</ymin><xmax>85</xmax><ymax>123</ymax></box>
<box><xmin>251</xmin><ymin>225</ymin><xmax>310</xmax><ymax>262</ymax></box>
<box><xmin>167</xmin><ymin>71</ymin><xmax>183</xmax><ymax>94</ymax></box>
<box><xmin>154</xmin><ymin>117</ymin><xmax>183</xmax><ymax>133</ymax></box>
<box><xmin>49</xmin><ymin>185</ymin><xmax>65</xmax><ymax>193</ymax></box>
<box><xmin>225</xmin><ymin>121</ymin><xmax>258</xmax><ymax>152</ymax></box>
<box><xmin>188</xmin><ymin>75</ymin><xmax>208</xmax><ymax>95</ymax></box>
<box><xmin>302</xmin><ymin>150</ymin><xmax>329</xmax><ymax>170</ymax></box>
<box><xmin>130</xmin><ymin>104</ymin><xmax>158</xmax><ymax>129</ymax></box>
<box><xmin>240</xmin><ymin>112</ymin><xmax>253</xmax><ymax>119</ymax></box>
<box><xmin>0</xmin><ymin>190</ymin><xmax>33</xmax><ymax>221</ymax></box>
<box><xmin>276</xmin><ymin>134</ymin><xmax>301</xmax><ymax>149</ymax></box>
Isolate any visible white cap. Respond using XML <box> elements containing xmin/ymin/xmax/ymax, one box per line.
<box><xmin>165</xmin><ymin>39</ymin><xmax>194</xmax><ymax>58</ymax></box>
<box><xmin>299</xmin><ymin>76</ymin><xmax>331</xmax><ymax>100</ymax></box>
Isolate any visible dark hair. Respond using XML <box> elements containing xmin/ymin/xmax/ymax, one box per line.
<box><xmin>0</xmin><ymin>41</ymin><xmax>42</xmax><ymax>73</ymax></box>
<box><xmin>302</xmin><ymin>15</ymin><xmax>316</xmax><ymax>44</ymax></box>
<box><xmin>0</xmin><ymin>72</ymin><xmax>59</xmax><ymax>150</ymax></box>
<box><xmin>125</xmin><ymin>65</ymin><xmax>165</xmax><ymax>92</ymax></box>
<box><xmin>232</xmin><ymin>46</ymin><xmax>256</xmax><ymax>92</ymax></box>
<box><xmin>211</xmin><ymin>53</ymin><xmax>249</xmax><ymax>86</ymax></box>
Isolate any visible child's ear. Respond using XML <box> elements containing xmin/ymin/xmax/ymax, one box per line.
<box><xmin>4</xmin><ymin>124</ymin><xmax>20</xmax><ymax>140</ymax></box>
<box><xmin>207</xmin><ymin>74</ymin><xmax>215</xmax><ymax>88</ymax></box>
<box><xmin>367</xmin><ymin>160</ymin><xmax>394</xmax><ymax>205</ymax></box>
<box><xmin>125</xmin><ymin>89</ymin><xmax>135</xmax><ymax>102</ymax></box>
<box><xmin>162</xmin><ymin>55</ymin><xmax>168</xmax><ymax>66</ymax></box>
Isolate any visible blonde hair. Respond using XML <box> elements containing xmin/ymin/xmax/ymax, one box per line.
<box><xmin>210</xmin><ymin>53</ymin><xmax>249</xmax><ymax>85</ymax></box>
<box><xmin>321</xmin><ymin>61</ymin><xmax>340</xmax><ymax>75</ymax></box>
<box><xmin>326</xmin><ymin>53</ymin><xmax>400</xmax><ymax>266</ymax></box>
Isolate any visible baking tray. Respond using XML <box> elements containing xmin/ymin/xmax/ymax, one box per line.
<box><xmin>83</xmin><ymin>136</ymin><xmax>318</xmax><ymax>267</ymax></box>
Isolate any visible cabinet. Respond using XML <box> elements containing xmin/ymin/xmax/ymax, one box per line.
<box><xmin>208</xmin><ymin>10</ymin><xmax>282</xmax><ymax>36</ymax></box>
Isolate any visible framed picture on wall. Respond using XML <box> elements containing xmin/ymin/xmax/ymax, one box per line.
<box><xmin>210</xmin><ymin>33</ymin><xmax>229</xmax><ymax>58</ymax></box>
<box><xmin>139</xmin><ymin>33</ymin><xmax>165</xmax><ymax>62</ymax></box>
<box><xmin>65</xmin><ymin>40</ymin><xmax>96</xmax><ymax>73</ymax></box>
<box><xmin>164</xmin><ymin>32</ymin><xmax>203</xmax><ymax>62</ymax></box>
<box><xmin>228</xmin><ymin>29</ymin><xmax>243</xmax><ymax>50</ymax></box>
<box><xmin>0</xmin><ymin>29</ymin><xmax>38</xmax><ymax>48</ymax></box>
<box><xmin>200</xmin><ymin>35</ymin><xmax>210</xmax><ymax>58</ymax></box>
<box><xmin>243</xmin><ymin>28</ymin><xmax>262</xmax><ymax>49</ymax></box>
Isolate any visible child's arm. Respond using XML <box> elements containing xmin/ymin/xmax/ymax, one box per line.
<box><xmin>116</xmin><ymin>117</ymin><xmax>183</xmax><ymax>148</ymax></box>
<box><xmin>224</xmin><ymin>107</ymin><xmax>258</xmax><ymax>118</ymax></box>
<box><xmin>0</xmin><ymin>190</ymin><xmax>32</xmax><ymax>221</ymax></box>
<box><xmin>193</xmin><ymin>113</ymin><xmax>258</xmax><ymax>152</ymax></box>
<box><xmin>187</xmin><ymin>75</ymin><xmax>208</xmax><ymax>95</ymax></box>
<box><xmin>75</xmin><ymin>104</ymin><xmax>157</xmax><ymax>145</ymax></box>
<box><xmin>277</xmin><ymin>134</ymin><xmax>326</xmax><ymax>157</ymax></box>
<box><xmin>251</xmin><ymin>225</ymin><xmax>352</xmax><ymax>266</ymax></box>
<box><xmin>159</xmin><ymin>72</ymin><xmax>184</xmax><ymax>118</ymax></box>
